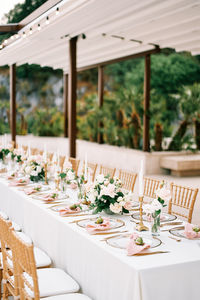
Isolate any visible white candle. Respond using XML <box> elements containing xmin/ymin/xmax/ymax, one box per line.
<box><xmin>4</xmin><ymin>134</ymin><xmax>7</xmax><ymax>148</ymax></box>
<box><xmin>28</xmin><ymin>142</ymin><xmax>31</xmax><ymax>156</ymax></box>
<box><xmin>138</xmin><ymin>159</ymin><xmax>144</xmax><ymax>197</ymax></box>
<box><xmin>84</xmin><ymin>153</ymin><xmax>88</xmax><ymax>180</ymax></box>
<box><xmin>43</xmin><ymin>144</ymin><xmax>47</xmax><ymax>163</ymax></box>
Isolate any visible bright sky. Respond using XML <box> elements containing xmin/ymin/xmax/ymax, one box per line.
<box><xmin>0</xmin><ymin>0</ymin><xmax>25</xmax><ymax>23</ymax></box>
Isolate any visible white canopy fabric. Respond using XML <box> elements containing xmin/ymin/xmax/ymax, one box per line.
<box><xmin>0</xmin><ymin>0</ymin><xmax>200</xmax><ymax>73</ymax></box>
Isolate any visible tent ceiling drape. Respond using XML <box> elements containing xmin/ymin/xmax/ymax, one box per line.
<box><xmin>0</xmin><ymin>0</ymin><xmax>199</xmax><ymax>72</ymax></box>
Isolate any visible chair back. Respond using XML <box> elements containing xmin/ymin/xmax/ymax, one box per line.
<box><xmin>99</xmin><ymin>165</ymin><xmax>116</xmax><ymax>178</ymax></box>
<box><xmin>69</xmin><ymin>157</ymin><xmax>80</xmax><ymax>175</ymax></box>
<box><xmin>143</xmin><ymin>177</ymin><xmax>160</xmax><ymax>198</ymax></box>
<box><xmin>83</xmin><ymin>162</ymin><xmax>98</xmax><ymax>181</ymax></box>
<box><xmin>169</xmin><ymin>183</ymin><xmax>198</xmax><ymax>223</ymax></box>
<box><xmin>119</xmin><ymin>170</ymin><xmax>137</xmax><ymax>192</ymax></box>
<box><xmin>59</xmin><ymin>156</ymin><xmax>66</xmax><ymax>170</ymax></box>
<box><xmin>0</xmin><ymin>217</ymin><xmax>19</xmax><ymax>298</ymax></box>
<box><xmin>11</xmin><ymin>229</ymin><xmax>40</xmax><ymax>300</ymax></box>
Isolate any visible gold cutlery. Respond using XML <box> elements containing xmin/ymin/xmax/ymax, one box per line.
<box><xmin>133</xmin><ymin>251</ymin><xmax>170</xmax><ymax>256</ymax></box>
<box><xmin>160</xmin><ymin>222</ymin><xmax>183</xmax><ymax>227</ymax></box>
<box><xmin>130</xmin><ymin>220</ymin><xmax>139</xmax><ymax>224</ymax></box>
<box><xmin>69</xmin><ymin>217</ymin><xmax>96</xmax><ymax>224</ymax></box>
<box><xmin>168</xmin><ymin>236</ymin><xmax>181</xmax><ymax>242</ymax></box>
<box><xmin>61</xmin><ymin>213</ymin><xmax>92</xmax><ymax>218</ymax></box>
<box><xmin>100</xmin><ymin>233</ymin><xmax>128</xmax><ymax>241</ymax></box>
<box><xmin>92</xmin><ymin>230</ymin><xmax>128</xmax><ymax>236</ymax></box>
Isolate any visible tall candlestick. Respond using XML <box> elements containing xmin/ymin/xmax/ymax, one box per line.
<box><xmin>84</xmin><ymin>153</ymin><xmax>88</xmax><ymax>181</ymax></box>
<box><xmin>136</xmin><ymin>196</ymin><xmax>149</xmax><ymax>232</ymax></box>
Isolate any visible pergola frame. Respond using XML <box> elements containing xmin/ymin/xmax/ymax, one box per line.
<box><xmin>2</xmin><ymin>0</ymin><xmax>164</xmax><ymax>156</ymax></box>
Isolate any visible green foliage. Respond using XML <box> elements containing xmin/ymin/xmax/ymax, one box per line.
<box><xmin>27</xmin><ymin>108</ymin><xmax>63</xmax><ymax>136</ymax></box>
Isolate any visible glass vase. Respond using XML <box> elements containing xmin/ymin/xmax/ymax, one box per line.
<box><xmin>103</xmin><ymin>207</ymin><xmax>115</xmax><ymax>215</ymax></box>
<box><xmin>151</xmin><ymin>213</ymin><xmax>160</xmax><ymax>236</ymax></box>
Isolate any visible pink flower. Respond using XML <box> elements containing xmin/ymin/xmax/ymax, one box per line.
<box><xmin>101</xmin><ymin>183</ymin><xmax>116</xmax><ymax>198</ymax></box>
<box><xmin>70</xmin><ymin>182</ymin><xmax>78</xmax><ymax>189</ymax></box>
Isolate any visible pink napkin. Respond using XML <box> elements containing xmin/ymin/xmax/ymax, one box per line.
<box><xmin>9</xmin><ymin>178</ymin><xmax>29</xmax><ymax>186</ymax></box>
<box><xmin>86</xmin><ymin>218</ymin><xmax>110</xmax><ymax>234</ymax></box>
<box><xmin>59</xmin><ymin>206</ymin><xmax>81</xmax><ymax>216</ymax></box>
<box><xmin>42</xmin><ymin>193</ymin><xmax>58</xmax><ymax>202</ymax></box>
<box><xmin>127</xmin><ymin>233</ymin><xmax>150</xmax><ymax>256</ymax></box>
<box><xmin>25</xmin><ymin>186</ymin><xmax>41</xmax><ymax>195</ymax></box>
<box><xmin>184</xmin><ymin>223</ymin><xmax>200</xmax><ymax>239</ymax></box>
<box><xmin>7</xmin><ymin>173</ymin><xmax>18</xmax><ymax>180</ymax></box>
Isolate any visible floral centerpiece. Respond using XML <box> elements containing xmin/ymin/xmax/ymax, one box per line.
<box><xmin>0</xmin><ymin>147</ymin><xmax>11</xmax><ymax>163</ymax></box>
<box><xmin>143</xmin><ymin>182</ymin><xmax>171</xmax><ymax>235</ymax></box>
<box><xmin>11</xmin><ymin>149</ymin><xmax>23</xmax><ymax>163</ymax></box>
<box><xmin>87</xmin><ymin>174</ymin><xmax>132</xmax><ymax>215</ymax></box>
<box><xmin>23</xmin><ymin>155</ymin><xmax>45</xmax><ymax>182</ymax></box>
<box><xmin>59</xmin><ymin>160</ymin><xmax>78</xmax><ymax>190</ymax></box>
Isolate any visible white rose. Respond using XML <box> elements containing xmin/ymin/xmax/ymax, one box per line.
<box><xmin>67</xmin><ymin>170</ymin><xmax>75</xmax><ymax>181</ymax></box>
<box><xmin>110</xmin><ymin>202</ymin><xmax>122</xmax><ymax>214</ymax></box>
<box><xmin>36</xmin><ymin>166</ymin><xmax>42</xmax><ymax>173</ymax></box>
<box><xmin>30</xmin><ymin>170</ymin><xmax>38</xmax><ymax>177</ymax></box>
<box><xmin>155</xmin><ymin>187</ymin><xmax>171</xmax><ymax>202</ymax></box>
<box><xmin>117</xmin><ymin>196</ymin><xmax>123</xmax><ymax>202</ymax></box>
<box><xmin>96</xmin><ymin>174</ymin><xmax>105</xmax><ymax>184</ymax></box>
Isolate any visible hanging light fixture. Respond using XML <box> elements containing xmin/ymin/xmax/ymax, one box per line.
<box><xmin>29</xmin><ymin>27</ymin><xmax>33</xmax><ymax>35</ymax></box>
<box><xmin>4</xmin><ymin>39</ymin><xmax>8</xmax><ymax>44</ymax></box>
<box><xmin>23</xmin><ymin>31</ymin><xmax>26</xmax><ymax>38</ymax></box>
<box><xmin>46</xmin><ymin>16</ymin><xmax>50</xmax><ymax>24</ymax></box>
<box><xmin>38</xmin><ymin>24</ymin><xmax>41</xmax><ymax>31</ymax></box>
<box><xmin>56</xmin><ymin>7</ymin><xmax>59</xmax><ymax>15</ymax></box>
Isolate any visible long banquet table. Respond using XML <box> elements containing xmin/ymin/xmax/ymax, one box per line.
<box><xmin>0</xmin><ymin>178</ymin><xmax>200</xmax><ymax>300</ymax></box>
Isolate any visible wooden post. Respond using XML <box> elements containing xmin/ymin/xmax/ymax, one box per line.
<box><xmin>63</xmin><ymin>73</ymin><xmax>68</xmax><ymax>137</ymax></box>
<box><xmin>143</xmin><ymin>54</ymin><xmax>151</xmax><ymax>152</ymax></box>
<box><xmin>10</xmin><ymin>64</ymin><xmax>16</xmax><ymax>147</ymax></box>
<box><xmin>98</xmin><ymin>65</ymin><xmax>104</xmax><ymax>144</ymax></box>
<box><xmin>68</xmin><ymin>37</ymin><xmax>77</xmax><ymax>158</ymax></box>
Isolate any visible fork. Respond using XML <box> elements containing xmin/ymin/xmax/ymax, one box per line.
<box><xmin>168</xmin><ymin>236</ymin><xmax>181</xmax><ymax>242</ymax></box>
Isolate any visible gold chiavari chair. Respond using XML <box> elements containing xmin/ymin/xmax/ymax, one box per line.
<box><xmin>0</xmin><ymin>217</ymin><xmax>19</xmax><ymax>300</ymax></box>
<box><xmin>10</xmin><ymin>228</ymin><xmax>88</xmax><ymax>300</ymax></box>
<box><xmin>119</xmin><ymin>170</ymin><xmax>137</xmax><ymax>192</ymax></box>
<box><xmin>143</xmin><ymin>177</ymin><xmax>161</xmax><ymax>199</ymax></box>
<box><xmin>99</xmin><ymin>165</ymin><xmax>116</xmax><ymax>178</ymax></box>
<box><xmin>59</xmin><ymin>156</ymin><xmax>66</xmax><ymax>170</ymax></box>
<box><xmin>82</xmin><ymin>162</ymin><xmax>98</xmax><ymax>181</ymax></box>
<box><xmin>69</xmin><ymin>157</ymin><xmax>80</xmax><ymax>175</ymax></box>
<box><xmin>22</xmin><ymin>145</ymin><xmax>28</xmax><ymax>152</ymax></box>
<box><xmin>169</xmin><ymin>183</ymin><xmax>198</xmax><ymax>223</ymax></box>
<box><xmin>48</xmin><ymin>152</ymin><xmax>54</xmax><ymax>161</ymax></box>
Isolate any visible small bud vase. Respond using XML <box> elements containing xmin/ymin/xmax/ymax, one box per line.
<box><xmin>151</xmin><ymin>213</ymin><xmax>160</xmax><ymax>236</ymax></box>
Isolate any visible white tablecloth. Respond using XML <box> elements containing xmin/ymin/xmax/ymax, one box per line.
<box><xmin>0</xmin><ymin>178</ymin><xmax>200</xmax><ymax>300</ymax></box>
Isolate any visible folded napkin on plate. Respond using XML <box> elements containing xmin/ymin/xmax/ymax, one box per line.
<box><xmin>42</xmin><ymin>193</ymin><xmax>58</xmax><ymax>202</ymax></box>
<box><xmin>86</xmin><ymin>218</ymin><xmax>110</xmax><ymax>234</ymax></box>
<box><xmin>127</xmin><ymin>233</ymin><xmax>150</xmax><ymax>256</ymax></box>
<box><xmin>9</xmin><ymin>178</ymin><xmax>29</xmax><ymax>186</ymax></box>
<box><xmin>184</xmin><ymin>223</ymin><xmax>200</xmax><ymax>239</ymax></box>
<box><xmin>25</xmin><ymin>186</ymin><xmax>42</xmax><ymax>195</ymax></box>
<box><xmin>7</xmin><ymin>173</ymin><xmax>18</xmax><ymax>180</ymax></box>
<box><xmin>59</xmin><ymin>206</ymin><xmax>81</xmax><ymax>216</ymax></box>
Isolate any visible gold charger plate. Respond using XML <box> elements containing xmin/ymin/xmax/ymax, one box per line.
<box><xmin>169</xmin><ymin>226</ymin><xmax>200</xmax><ymax>240</ymax></box>
<box><xmin>106</xmin><ymin>233</ymin><xmax>162</xmax><ymax>249</ymax></box>
<box><xmin>76</xmin><ymin>217</ymin><xmax>125</xmax><ymax>230</ymax></box>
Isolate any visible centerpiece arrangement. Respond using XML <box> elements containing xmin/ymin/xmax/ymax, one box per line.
<box><xmin>143</xmin><ymin>182</ymin><xmax>171</xmax><ymax>235</ymax></box>
<box><xmin>23</xmin><ymin>155</ymin><xmax>45</xmax><ymax>182</ymax></box>
<box><xmin>87</xmin><ymin>174</ymin><xmax>132</xmax><ymax>215</ymax></box>
<box><xmin>59</xmin><ymin>160</ymin><xmax>77</xmax><ymax>190</ymax></box>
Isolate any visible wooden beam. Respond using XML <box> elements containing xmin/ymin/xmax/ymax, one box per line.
<box><xmin>143</xmin><ymin>54</ymin><xmax>151</xmax><ymax>152</ymax></box>
<box><xmin>10</xmin><ymin>64</ymin><xmax>16</xmax><ymax>147</ymax></box>
<box><xmin>63</xmin><ymin>73</ymin><xmax>68</xmax><ymax>137</ymax></box>
<box><xmin>0</xmin><ymin>24</ymin><xmax>22</xmax><ymax>33</ymax></box>
<box><xmin>78</xmin><ymin>47</ymin><xmax>160</xmax><ymax>72</ymax></box>
<box><xmin>98</xmin><ymin>65</ymin><xmax>104</xmax><ymax>144</ymax></box>
<box><xmin>68</xmin><ymin>37</ymin><xmax>77</xmax><ymax>158</ymax></box>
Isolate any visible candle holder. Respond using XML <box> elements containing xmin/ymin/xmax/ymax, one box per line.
<box><xmin>44</xmin><ymin>163</ymin><xmax>48</xmax><ymax>185</ymax></box>
<box><xmin>136</xmin><ymin>196</ymin><xmax>149</xmax><ymax>232</ymax></box>
<box><xmin>55</xmin><ymin>177</ymin><xmax>60</xmax><ymax>191</ymax></box>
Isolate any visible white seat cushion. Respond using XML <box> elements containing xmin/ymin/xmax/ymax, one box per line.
<box><xmin>26</xmin><ymin>268</ymin><xmax>79</xmax><ymax>298</ymax></box>
<box><xmin>46</xmin><ymin>294</ymin><xmax>92</xmax><ymax>300</ymax></box>
<box><xmin>34</xmin><ymin>247</ymin><xmax>51</xmax><ymax>268</ymax></box>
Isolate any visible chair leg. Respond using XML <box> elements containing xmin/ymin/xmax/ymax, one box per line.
<box><xmin>0</xmin><ymin>268</ymin><xmax>2</xmax><ymax>299</ymax></box>
<box><xmin>2</xmin><ymin>281</ymin><xmax>8</xmax><ymax>300</ymax></box>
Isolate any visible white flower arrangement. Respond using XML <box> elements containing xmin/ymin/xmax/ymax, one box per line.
<box><xmin>143</xmin><ymin>183</ymin><xmax>171</xmax><ymax>217</ymax></box>
<box><xmin>23</xmin><ymin>155</ymin><xmax>45</xmax><ymax>182</ymax></box>
<box><xmin>87</xmin><ymin>174</ymin><xmax>132</xmax><ymax>214</ymax></box>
